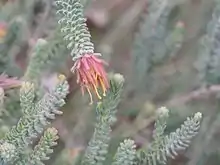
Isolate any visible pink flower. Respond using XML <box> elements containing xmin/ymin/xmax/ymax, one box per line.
<box><xmin>71</xmin><ymin>53</ymin><xmax>109</xmax><ymax>104</ymax></box>
<box><xmin>0</xmin><ymin>74</ymin><xmax>21</xmax><ymax>90</ymax></box>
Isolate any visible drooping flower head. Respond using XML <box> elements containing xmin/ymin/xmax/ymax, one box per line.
<box><xmin>55</xmin><ymin>0</ymin><xmax>109</xmax><ymax>104</ymax></box>
<box><xmin>71</xmin><ymin>53</ymin><xmax>109</xmax><ymax>104</ymax></box>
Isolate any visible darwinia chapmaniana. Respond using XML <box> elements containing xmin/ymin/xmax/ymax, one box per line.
<box><xmin>55</xmin><ymin>0</ymin><xmax>109</xmax><ymax>104</ymax></box>
<box><xmin>71</xmin><ymin>53</ymin><xmax>109</xmax><ymax>104</ymax></box>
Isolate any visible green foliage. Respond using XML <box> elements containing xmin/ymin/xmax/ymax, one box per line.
<box><xmin>0</xmin><ymin>88</ymin><xmax>20</xmax><ymax>127</ymax></box>
<box><xmin>0</xmin><ymin>0</ymin><xmax>40</xmax><ymax>76</ymax></box>
<box><xmin>81</xmin><ymin>73</ymin><xmax>124</xmax><ymax>165</ymax></box>
<box><xmin>24</xmin><ymin>31</ymin><xmax>68</xmax><ymax>82</ymax></box>
<box><xmin>132</xmin><ymin>0</ymin><xmax>185</xmax><ymax>87</ymax></box>
<box><xmin>165</xmin><ymin>112</ymin><xmax>202</xmax><ymax>159</ymax></box>
<box><xmin>55</xmin><ymin>0</ymin><xmax>95</xmax><ymax>60</ymax></box>
<box><xmin>0</xmin><ymin>0</ymin><xmax>204</xmax><ymax>165</ymax></box>
<box><xmin>0</xmin><ymin>76</ymin><xmax>22</xmax><ymax>130</ymax></box>
<box><xmin>0</xmin><ymin>75</ymin><xmax>69</xmax><ymax>164</ymax></box>
<box><xmin>112</xmin><ymin>139</ymin><xmax>136</xmax><ymax>165</ymax></box>
<box><xmin>136</xmin><ymin>108</ymin><xmax>202</xmax><ymax>165</ymax></box>
<box><xmin>0</xmin><ymin>0</ymin><xmax>36</xmax><ymax>21</ymax></box>
<box><xmin>27</xmin><ymin>127</ymin><xmax>59</xmax><ymax>165</ymax></box>
<box><xmin>196</xmin><ymin>0</ymin><xmax>220</xmax><ymax>85</ymax></box>
<box><xmin>78</xmin><ymin>75</ymin><xmax>201</xmax><ymax>165</ymax></box>
<box><xmin>165</xmin><ymin>20</ymin><xmax>185</xmax><ymax>58</ymax></box>
<box><xmin>0</xmin><ymin>141</ymin><xmax>16</xmax><ymax>164</ymax></box>
<box><xmin>19</xmin><ymin>82</ymin><xmax>35</xmax><ymax>115</ymax></box>
<box><xmin>0</xmin><ymin>17</ymin><xmax>27</xmax><ymax>76</ymax></box>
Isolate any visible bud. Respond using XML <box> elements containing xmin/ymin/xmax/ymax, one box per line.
<box><xmin>47</xmin><ymin>127</ymin><xmax>58</xmax><ymax>135</ymax></box>
<box><xmin>122</xmin><ymin>139</ymin><xmax>136</xmax><ymax>149</ymax></box>
<box><xmin>0</xmin><ymin>142</ymin><xmax>16</xmax><ymax>161</ymax></box>
<box><xmin>20</xmin><ymin>81</ymin><xmax>34</xmax><ymax>98</ymax></box>
<box><xmin>21</xmin><ymin>81</ymin><xmax>34</xmax><ymax>90</ymax></box>
<box><xmin>32</xmin><ymin>38</ymin><xmax>48</xmax><ymax>52</ymax></box>
<box><xmin>157</xmin><ymin>106</ymin><xmax>169</xmax><ymax>117</ymax></box>
<box><xmin>175</xmin><ymin>21</ymin><xmax>185</xmax><ymax>29</ymax></box>
<box><xmin>57</xmin><ymin>74</ymin><xmax>66</xmax><ymax>82</ymax></box>
<box><xmin>112</xmin><ymin>73</ymin><xmax>124</xmax><ymax>84</ymax></box>
<box><xmin>194</xmin><ymin>112</ymin><xmax>202</xmax><ymax>120</ymax></box>
<box><xmin>36</xmin><ymin>38</ymin><xmax>47</xmax><ymax>47</ymax></box>
<box><xmin>46</xmin><ymin>127</ymin><xmax>59</xmax><ymax>141</ymax></box>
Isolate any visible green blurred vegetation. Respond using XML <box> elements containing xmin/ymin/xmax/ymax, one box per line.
<box><xmin>0</xmin><ymin>0</ymin><xmax>220</xmax><ymax>164</ymax></box>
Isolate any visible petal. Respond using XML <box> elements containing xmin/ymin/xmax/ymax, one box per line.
<box><xmin>76</xmin><ymin>60</ymin><xmax>81</xmax><ymax>69</ymax></box>
<box><xmin>81</xmin><ymin>69</ymin><xmax>96</xmax><ymax>85</ymax></box>
<box><xmin>71</xmin><ymin>60</ymin><xmax>81</xmax><ymax>73</ymax></box>
<box><xmin>90</xmin><ymin>55</ymin><xmax>101</xmax><ymax>62</ymax></box>
<box><xmin>79</xmin><ymin>70</ymin><xmax>89</xmax><ymax>84</ymax></box>
<box><xmin>88</xmin><ymin>60</ymin><xmax>100</xmax><ymax>76</ymax></box>
<box><xmin>81</xmin><ymin>57</ymin><xmax>90</xmax><ymax>70</ymax></box>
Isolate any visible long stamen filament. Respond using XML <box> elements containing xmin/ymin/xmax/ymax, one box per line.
<box><xmin>99</xmin><ymin>77</ymin><xmax>106</xmax><ymax>96</ymax></box>
<box><xmin>86</xmin><ymin>87</ymin><xmax>93</xmax><ymax>104</ymax></box>
<box><xmin>93</xmin><ymin>84</ymin><xmax>102</xmax><ymax>99</ymax></box>
<box><xmin>75</xmin><ymin>55</ymin><xmax>108</xmax><ymax>104</ymax></box>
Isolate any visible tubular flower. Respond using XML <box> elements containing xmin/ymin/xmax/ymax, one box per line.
<box><xmin>71</xmin><ymin>53</ymin><xmax>109</xmax><ymax>104</ymax></box>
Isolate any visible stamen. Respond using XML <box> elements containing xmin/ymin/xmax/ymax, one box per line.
<box><xmin>73</xmin><ymin>53</ymin><xmax>109</xmax><ymax>104</ymax></box>
<box><xmin>76</xmin><ymin>70</ymin><xmax>81</xmax><ymax>83</ymax></box>
<box><xmin>94</xmin><ymin>72</ymin><xmax>98</xmax><ymax>86</ymax></box>
<box><xmin>86</xmin><ymin>86</ymin><xmax>93</xmax><ymax>104</ymax></box>
<box><xmin>89</xmin><ymin>68</ymin><xmax>98</xmax><ymax>85</ymax></box>
<box><xmin>84</xmin><ymin>70</ymin><xmax>95</xmax><ymax>85</ymax></box>
<box><xmin>93</xmin><ymin>84</ymin><xmax>102</xmax><ymax>99</ymax></box>
<box><xmin>99</xmin><ymin>77</ymin><xmax>107</xmax><ymax>96</ymax></box>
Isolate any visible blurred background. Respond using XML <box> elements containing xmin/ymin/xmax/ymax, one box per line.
<box><xmin>0</xmin><ymin>0</ymin><xmax>220</xmax><ymax>164</ymax></box>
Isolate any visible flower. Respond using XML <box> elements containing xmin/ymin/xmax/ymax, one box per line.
<box><xmin>71</xmin><ymin>53</ymin><xmax>109</xmax><ymax>104</ymax></box>
<box><xmin>0</xmin><ymin>74</ymin><xmax>22</xmax><ymax>89</ymax></box>
<box><xmin>0</xmin><ymin>22</ymin><xmax>7</xmax><ymax>39</ymax></box>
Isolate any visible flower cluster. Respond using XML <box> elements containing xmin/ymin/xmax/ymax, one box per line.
<box><xmin>55</xmin><ymin>0</ymin><xmax>109</xmax><ymax>104</ymax></box>
<box><xmin>71</xmin><ymin>53</ymin><xmax>109</xmax><ymax>104</ymax></box>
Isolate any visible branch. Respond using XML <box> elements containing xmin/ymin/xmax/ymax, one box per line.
<box><xmin>167</xmin><ymin>85</ymin><xmax>220</xmax><ymax>106</ymax></box>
